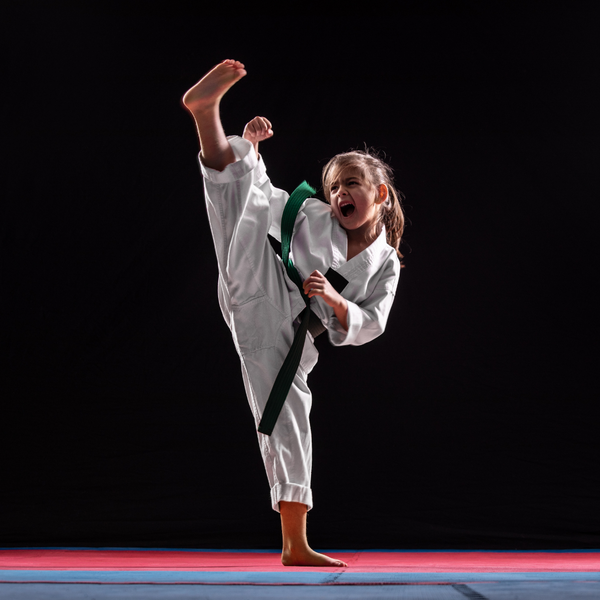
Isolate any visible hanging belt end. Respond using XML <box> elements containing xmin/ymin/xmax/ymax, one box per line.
<box><xmin>257</xmin><ymin>420</ymin><xmax>274</xmax><ymax>436</ymax></box>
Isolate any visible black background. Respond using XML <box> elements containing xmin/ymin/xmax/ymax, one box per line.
<box><xmin>2</xmin><ymin>3</ymin><xmax>598</xmax><ymax>549</ymax></box>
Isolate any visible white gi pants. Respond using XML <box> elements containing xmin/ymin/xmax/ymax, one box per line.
<box><xmin>202</xmin><ymin>141</ymin><xmax>318</xmax><ymax>512</ymax></box>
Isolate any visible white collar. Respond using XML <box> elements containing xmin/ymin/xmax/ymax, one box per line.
<box><xmin>332</xmin><ymin>222</ymin><xmax>390</xmax><ymax>279</ymax></box>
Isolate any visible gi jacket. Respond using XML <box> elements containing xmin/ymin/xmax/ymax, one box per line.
<box><xmin>202</xmin><ymin>135</ymin><xmax>401</xmax><ymax>348</ymax></box>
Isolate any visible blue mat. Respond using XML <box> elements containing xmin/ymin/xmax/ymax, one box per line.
<box><xmin>1</xmin><ymin>570</ymin><xmax>599</xmax><ymax>584</ymax></box>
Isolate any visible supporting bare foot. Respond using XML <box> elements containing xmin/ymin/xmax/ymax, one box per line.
<box><xmin>281</xmin><ymin>546</ymin><xmax>348</xmax><ymax>568</ymax></box>
<box><xmin>182</xmin><ymin>59</ymin><xmax>246</xmax><ymax>114</ymax></box>
<box><xmin>279</xmin><ymin>501</ymin><xmax>348</xmax><ymax>568</ymax></box>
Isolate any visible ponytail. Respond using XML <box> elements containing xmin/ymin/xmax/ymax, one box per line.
<box><xmin>380</xmin><ymin>184</ymin><xmax>405</xmax><ymax>260</ymax></box>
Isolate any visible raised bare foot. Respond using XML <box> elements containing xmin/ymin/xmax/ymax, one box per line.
<box><xmin>281</xmin><ymin>546</ymin><xmax>348</xmax><ymax>568</ymax></box>
<box><xmin>182</xmin><ymin>59</ymin><xmax>246</xmax><ymax>114</ymax></box>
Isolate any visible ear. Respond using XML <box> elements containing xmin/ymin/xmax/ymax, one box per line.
<box><xmin>377</xmin><ymin>184</ymin><xmax>388</xmax><ymax>204</ymax></box>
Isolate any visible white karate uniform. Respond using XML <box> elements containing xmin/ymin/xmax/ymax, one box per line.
<box><xmin>200</xmin><ymin>136</ymin><xmax>400</xmax><ymax>512</ymax></box>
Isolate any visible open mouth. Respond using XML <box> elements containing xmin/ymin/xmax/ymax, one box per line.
<box><xmin>340</xmin><ymin>202</ymin><xmax>355</xmax><ymax>218</ymax></box>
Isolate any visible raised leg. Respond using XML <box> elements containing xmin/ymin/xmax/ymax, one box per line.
<box><xmin>182</xmin><ymin>59</ymin><xmax>246</xmax><ymax>171</ymax></box>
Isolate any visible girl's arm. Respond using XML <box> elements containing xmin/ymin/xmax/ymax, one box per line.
<box><xmin>328</xmin><ymin>255</ymin><xmax>401</xmax><ymax>346</ymax></box>
<box><xmin>243</xmin><ymin>116</ymin><xmax>273</xmax><ymax>158</ymax></box>
<box><xmin>241</xmin><ymin>118</ymin><xmax>289</xmax><ymax>243</ymax></box>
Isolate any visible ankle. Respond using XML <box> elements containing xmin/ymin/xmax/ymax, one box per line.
<box><xmin>283</xmin><ymin>539</ymin><xmax>309</xmax><ymax>554</ymax></box>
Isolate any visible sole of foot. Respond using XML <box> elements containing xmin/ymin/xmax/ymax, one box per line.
<box><xmin>182</xmin><ymin>59</ymin><xmax>246</xmax><ymax>113</ymax></box>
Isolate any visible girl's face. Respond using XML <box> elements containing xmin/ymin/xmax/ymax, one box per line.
<box><xmin>328</xmin><ymin>166</ymin><xmax>386</xmax><ymax>237</ymax></box>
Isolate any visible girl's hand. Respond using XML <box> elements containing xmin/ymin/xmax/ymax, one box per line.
<box><xmin>243</xmin><ymin>116</ymin><xmax>273</xmax><ymax>144</ymax></box>
<box><xmin>303</xmin><ymin>270</ymin><xmax>337</xmax><ymax>303</ymax></box>
<box><xmin>303</xmin><ymin>270</ymin><xmax>348</xmax><ymax>331</ymax></box>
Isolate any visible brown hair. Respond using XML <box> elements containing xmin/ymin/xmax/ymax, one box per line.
<box><xmin>322</xmin><ymin>149</ymin><xmax>405</xmax><ymax>260</ymax></box>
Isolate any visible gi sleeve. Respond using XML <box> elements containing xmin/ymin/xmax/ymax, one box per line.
<box><xmin>250</xmin><ymin>153</ymin><xmax>290</xmax><ymax>243</ymax></box>
<box><xmin>328</xmin><ymin>254</ymin><xmax>401</xmax><ymax>347</ymax></box>
<box><xmin>224</xmin><ymin>137</ymin><xmax>319</xmax><ymax>243</ymax></box>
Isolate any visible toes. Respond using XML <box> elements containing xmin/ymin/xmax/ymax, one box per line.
<box><xmin>224</xmin><ymin>59</ymin><xmax>245</xmax><ymax>69</ymax></box>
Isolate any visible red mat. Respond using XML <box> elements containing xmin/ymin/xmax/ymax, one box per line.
<box><xmin>1</xmin><ymin>549</ymin><xmax>599</xmax><ymax>572</ymax></box>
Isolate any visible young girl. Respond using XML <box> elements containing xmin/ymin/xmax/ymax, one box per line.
<box><xmin>182</xmin><ymin>60</ymin><xmax>404</xmax><ymax>567</ymax></box>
